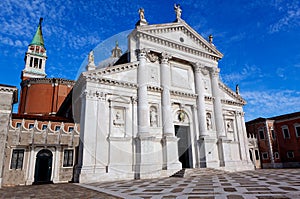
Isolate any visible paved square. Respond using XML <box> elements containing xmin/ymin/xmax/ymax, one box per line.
<box><xmin>80</xmin><ymin>168</ymin><xmax>300</xmax><ymax>199</ymax></box>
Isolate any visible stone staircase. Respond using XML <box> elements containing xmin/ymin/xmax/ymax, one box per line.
<box><xmin>170</xmin><ymin>168</ymin><xmax>228</xmax><ymax>178</ymax></box>
<box><xmin>170</xmin><ymin>168</ymin><xmax>186</xmax><ymax>177</ymax></box>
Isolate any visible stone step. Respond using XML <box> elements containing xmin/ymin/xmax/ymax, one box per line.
<box><xmin>170</xmin><ymin>168</ymin><xmax>186</xmax><ymax>178</ymax></box>
<box><xmin>170</xmin><ymin>168</ymin><xmax>227</xmax><ymax>178</ymax></box>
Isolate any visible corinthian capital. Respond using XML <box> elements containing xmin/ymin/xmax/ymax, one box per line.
<box><xmin>210</xmin><ymin>67</ymin><xmax>220</xmax><ymax>77</ymax></box>
<box><xmin>193</xmin><ymin>62</ymin><xmax>209</xmax><ymax>75</ymax></box>
<box><xmin>193</xmin><ymin>62</ymin><xmax>203</xmax><ymax>73</ymax></box>
<box><xmin>136</xmin><ymin>48</ymin><xmax>148</xmax><ymax>60</ymax></box>
<box><xmin>160</xmin><ymin>52</ymin><xmax>172</xmax><ymax>64</ymax></box>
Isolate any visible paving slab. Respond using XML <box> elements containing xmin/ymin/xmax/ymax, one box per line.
<box><xmin>80</xmin><ymin>168</ymin><xmax>300</xmax><ymax>199</ymax></box>
<box><xmin>1</xmin><ymin>169</ymin><xmax>300</xmax><ymax>199</ymax></box>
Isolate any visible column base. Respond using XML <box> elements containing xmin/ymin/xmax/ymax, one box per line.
<box><xmin>134</xmin><ymin>135</ymin><xmax>163</xmax><ymax>179</ymax></box>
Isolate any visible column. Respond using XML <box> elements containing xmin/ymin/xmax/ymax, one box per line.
<box><xmin>160</xmin><ymin>53</ymin><xmax>181</xmax><ymax>173</ymax></box>
<box><xmin>160</xmin><ymin>52</ymin><xmax>173</xmax><ymax>136</ymax></box>
<box><xmin>135</xmin><ymin>49</ymin><xmax>162</xmax><ymax>179</ymax></box>
<box><xmin>210</xmin><ymin>67</ymin><xmax>226</xmax><ymax>167</ymax></box>
<box><xmin>193</xmin><ymin>63</ymin><xmax>208</xmax><ymax>137</ymax></box>
<box><xmin>137</xmin><ymin>49</ymin><xmax>150</xmax><ymax>136</ymax></box>
<box><xmin>210</xmin><ymin>67</ymin><xmax>226</xmax><ymax>137</ymax></box>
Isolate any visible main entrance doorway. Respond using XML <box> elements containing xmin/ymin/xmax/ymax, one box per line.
<box><xmin>175</xmin><ymin>125</ymin><xmax>193</xmax><ymax>168</ymax></box>
<box><xmin>34</xmin><ymin>149</ymin><xmax>53</xmax><ymax>184</ymax></box>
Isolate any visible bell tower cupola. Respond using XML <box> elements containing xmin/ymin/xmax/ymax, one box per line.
<box><xmin>21</xmin><ymin>18</ymin><xmax>47</xmax><ymax>80</ymax></box>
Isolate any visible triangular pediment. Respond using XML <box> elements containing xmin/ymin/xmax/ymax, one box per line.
<box><xmin>219</xmin><ymin>82</ymin><xmax>246</xmax><ymax>106</ymax></box>
<box><xmin>137</xmin><ymin>21</ymin><xmax>223</xmax><ymax>60</ymax></box>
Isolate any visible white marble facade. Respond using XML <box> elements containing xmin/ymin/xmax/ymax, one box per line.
<box><xmin>73</xmin><ymin>8</ymin><xmax>253</xmax><ymax>183</ymax></box>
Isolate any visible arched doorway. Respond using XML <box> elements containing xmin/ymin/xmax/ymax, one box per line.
<box><xmin>175</xmin><ymin>125</ymin><xmax>193</xmax><ymax>168</ymax></box>
<box><xmin>34</xmin><ymin>149</ymin><xmax>53</xmax><ymax>184</ymax></box>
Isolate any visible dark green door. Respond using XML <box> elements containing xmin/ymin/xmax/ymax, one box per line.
<box><xmin>34</xmin><ymin>149</ymin><xmax>53</xmax><ymax>184</ymax></box>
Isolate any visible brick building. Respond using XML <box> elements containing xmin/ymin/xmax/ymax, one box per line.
<box><xmin>0</xmin><ymin>18</ymin><xmax>79</xmax><ymax>187</ymax></box>
<box><xmin>246</xmin><ymin>112</ymin><xmax>300</xmax><ymax>168</ymax></box>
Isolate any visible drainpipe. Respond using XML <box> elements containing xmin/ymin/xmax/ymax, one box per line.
<box><xmin>265</xmin><ymin>120</ymin><xmax>275</xmax><ymax>168</ymax></box>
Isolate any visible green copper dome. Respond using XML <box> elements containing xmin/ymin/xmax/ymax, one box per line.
<box><xmin>30</xmin><ymin>18</ymin><xmax>45</xmax><ymax>48</ymax></box>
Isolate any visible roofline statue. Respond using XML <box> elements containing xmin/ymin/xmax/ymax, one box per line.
<box><xmin>174</xmin><ymin>4</ymin><xmax>182</xmax><ymax>21</ymax></box>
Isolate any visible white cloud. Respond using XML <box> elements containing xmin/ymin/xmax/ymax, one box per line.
<box><xmin>221</xmin><ymin>64</ymin><xmax>263</xmax><ymax>85</ymax></box>
<box><xmin>243</xmin><ymin>89</ymin><xmax>300</xmax><ymax>121</ymax></box>
<box><xmin>276</xmin><ymin>67</ymin><xmax>286</xmax><ymax>79</ymax></box>
<box><xmin>269</xmin><ymin>1</ymin><xmax>300</xmax><ymax>33</ymax></box>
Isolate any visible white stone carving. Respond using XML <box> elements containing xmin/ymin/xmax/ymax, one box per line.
<box><xmin>150</xmin><ymin>107</ymin><xmax>158</xmax><ymax>127</ymax></box>
<box><xmin>226</xmin><ymin>120</ymin><xmax>234</xmax><ymax>132</ymax></box>
<box><xmin>174</xmin><ymin>4</ymin><xmax>182</xmax><ymax>20</ymax></box>
<box><xmin>206</xmin><ymin>112</ymin><xmax>212</xmax><ymax>130</ymax></box>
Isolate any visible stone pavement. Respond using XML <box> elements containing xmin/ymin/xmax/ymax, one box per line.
<box><xmin>81</xmin><ymin>168</ymin><xmax>300</xmax><ymax>199</ymax></box>
<box><xmin>1</xmin><ymin>169</ymin><xmax>300</xmax><ymax>199</ymax></box>
<box><xmin>0</xmin><ymin>183</ymin><xmax>121</xmax><ymax>199</ymax></box>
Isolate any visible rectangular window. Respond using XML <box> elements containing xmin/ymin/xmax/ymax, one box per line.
<box><xmin>39</xmin><ymin>59</ymin><xmax>42</xmax><ymax>69</ymax></box>
<box><xmin>10</xmin><ymin>149</ymin><xmax>24</xmax><ymax>169</ymax></box>
<box><xmin>271</xmin><ymin>129</ymin><xmax>276</xmax><ymax>139</ymax></box>
<box><xmin>28</xmin><ymin>123</ymin><xmax>34</xmax><ymax>129</ymax></box>
<box><xmin>259</xmin><ymin>130</ymin><xmax>265</xmax><ymax>140</ymax></box>
<box><xmin>42</xmin><ymin>124</ymin><xmax>47</xmax><ymax>130</ymax></box>
<box><xmin>295</xmin><ymin>126</ymin><xmax>300</xmax><ymax>137</ymax></box>
<box><xmin>282</xmin><ymin>127</ymin><xmax>290</xmax><ymax>139</ymax></box>
<box><xmin>68</xmin><ymin>127</ymin><xmax>74</xmax><ymax>132</ymax></box>
<box><xmin>55</xmin><ymin>126</ymin><xmax>60</xmax><ymax>131</ymax></box>
<box><xmin>262</xmin><ymin>152</ymin><xmax>268</xmax><ymax>160</ymax></box>
<box><xmin>63</xmin><ymin>149</ymin><xmax>74</xmax><ymax>167</ymax></box>
<box><xmin>34</xmin><ymin>58</ymin><xmax>38</xmax><ymax>68</ymax></box>
<box><xmin>274</xmin><ymin>152</ymin><xmax>279</xmax><ymax>159</ymax></box>
<box><xmin>287</xmin><ymin>151</ymin><xmax>294</xmax><ymax>159</ymax></box>
<box><xmin>255</xmin><ymin>150</ymin><xmax>260</xmax><ymax>160</ymax></box>
<box><xmin>30</xmin><ymin>57</ymin><xmax>33</xmax><ymax>67</ymax></box>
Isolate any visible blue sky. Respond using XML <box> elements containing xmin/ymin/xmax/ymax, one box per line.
<box><xmin>1</xmin><ymin>0</ymin><xmax>300</xmax><ymax>121</ymax></box>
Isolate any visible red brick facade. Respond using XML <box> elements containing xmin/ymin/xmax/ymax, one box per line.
<box><xmin>18</xmin><ymin>78</ymin><xmax>74</xmax><ymax>115</ymax></box>
<box><xmin>246</xmin><ymin>112</ymin><xmax>300</xmax><ymax>168</ymax></box>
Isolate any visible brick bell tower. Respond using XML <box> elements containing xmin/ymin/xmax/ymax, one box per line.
<box><xmin>18</xmin><ymin>18</ymin><xmax>75</xmax><ymax>115</ymax></box>
<box><xmin>21</xmin><ymin>18</ymin><xmax>47</xmax><ymax>80</ymax></box>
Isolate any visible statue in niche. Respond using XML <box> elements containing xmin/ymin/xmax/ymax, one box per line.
<box><xmin>227</xmin><ymin>120</ymin><xmax>233</xmax><ymax>132</ymax></box>
<box><xmin>150</xmin><ymin>108</ymin><xmax>157</xmax><ymax>127</ymax></box>
<box><xmin>206</xmin><ymin>113</ymin><xmax>212</xmax><ymax>130</ymax></box>
<box><xmin>178</xmin><ymin>110</ymin><xmax>185</xmax><ymax>122</ymax></box>
<box><xmin>113</xmin><ymin>111</ymin><xmax>124</xmax><ymax>126</ymax></box>
<box><xmin>174</xmin><ymin>4</ymin><xmax>182</xmax><ymax>19</ymax></box>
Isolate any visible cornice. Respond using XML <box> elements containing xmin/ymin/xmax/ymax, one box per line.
<box><xmin>147</xmin><ymin>85</ymin><xmax>163</xmax><ymax>92</ymax></box>
<box><xmin>137</xmin><ymin>31</ymin><xmax>221</xmax><ymax>61</ymax></box>
<box><xmin>218</xmin><ymin>82</ymin><xmax>246</xmax><ymax>105</ymax></box>
<box><xmin>204</xmin><ymin>96</ymin><xmax>214</xmax><ymax>102</ymax></box>
<box><xmin>85</xmin><ymin>76</ymin><xmax>138</xmax><ymax>89</ymax></box>
<box><xmin>0</xmin><ymin>86</ymin><xmax>17</xmax><ymax>93</ymax></box>
<box><xmin>21</xmin><ymin>78</ymin><xmax>75</xmax><ymax>87</ymax></box>
<box><xmin>138</xmin><ymin>21</ymin><xmax>223</xmax><ymax>57</ymax></box>
<box><xmin>221</xmin><ymin>99</ymin><xmax>244</xmax><ymax>107</ymax></box>
<box><xmin>85</xmin><ymin>62</ymin><xmax>139</xmax><ymax>77</ymax></box>
<box><xmin>170</xmin><ymin>90</ymin><xmax>197</xmax><ymax>98</ymax></box>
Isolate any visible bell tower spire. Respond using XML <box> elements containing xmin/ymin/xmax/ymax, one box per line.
<box><xmin>21</xmin><ymin>17</ymin><xmax>47</xmax><ymax>80</ymax></box>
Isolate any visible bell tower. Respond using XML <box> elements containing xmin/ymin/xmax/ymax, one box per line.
<box><xmin>21</xmin><ymin>18</ymin><xmax>47</xmax><ymax>80</ymax></box>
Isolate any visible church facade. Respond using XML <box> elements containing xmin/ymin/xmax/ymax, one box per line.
<box><xmin>74</xmin><ymin>6</ymin><xmax>253</xmax><ymax>183</ymax></box>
